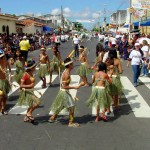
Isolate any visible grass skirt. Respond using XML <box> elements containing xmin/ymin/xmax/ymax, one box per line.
<box><xmin>87</xmin><ymin>86</ymin><xmax>112</xmax><ymax>109</ymax></box>
<box><xmin>14</xmin><ymin>61</ymin><xmax>25</xmax><ymax>83</ymax></box>
<box><xmin>109</xmin><ymin>76</ymin><xmax>123</xmax><ymax>96</ymax></box>
<box><xmin>18</xmin><ymin>89</ymin><xmax>41</xmax><ymax>108</ymax></box>
<box><xmin>50</xmin><ymin>89</ymin><xmax>75</xmax><ymax>114</ymax></box>
<box><xmin>38</xmin><ymin>64</ymin><xmax>49</xmax><ymax>78</ymax></box>
<box><xmin>76</xmin><ymin>63</ymin><xmax>92</xmax><ymax>77</ymax></box>
<box><xmin>50</xmin><ymin>62</ymin><xmax>65</xmax><ymax>73</ymax></box>
<box><xmin>14</xmin><ymin>69</ymin><xmax>24</xmax><ymax>83</ymax></box>
<box><xmin>0</xmin><ymin>79</ymin><xmax>11</xmax><ymax>96</ymax></box>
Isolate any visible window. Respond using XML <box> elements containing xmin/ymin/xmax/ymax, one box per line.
<box><xmin>2</xmin><ymin>25</ymin><xmax>5</xmax><ymax>32</ymax></box>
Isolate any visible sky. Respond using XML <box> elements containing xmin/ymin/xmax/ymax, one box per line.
<box><xmin>0</xmin><ymin>0</ymin><xmax>129</xmax><ymax>29</ymax></box>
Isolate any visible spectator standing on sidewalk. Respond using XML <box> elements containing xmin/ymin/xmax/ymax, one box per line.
<box><xmin>127</xmin><ymin>43</ymin><xmax>143</xmax><ymax>87</ymax></box>
<box><xmin>140</xmin><ymin>40</ymin><xmax>149</xmax><ymax>77</ymax></box>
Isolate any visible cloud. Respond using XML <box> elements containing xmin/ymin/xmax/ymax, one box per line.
<box><xmin>92</xmin><ymin>12</ymin><xmax>100</xmax><ymax>19</ymax></box>
<box><xmin>35</xmin><ymin>12</ymin><xmax>42</xmax><ymax>17</ymax></box>
<box><xmin>63</xmin><ymin>7</ymin><xmax>72</xmax><ymax>17</ymax></box>
<box><xmin>51</xmin><ymin>8</ymin><xmax>61</xmax><ymax>15</ymax></box>
<box><xmin>50</xmin><ymin>7</ymin><xmax>101</xmax><ymax>22</ymax></box>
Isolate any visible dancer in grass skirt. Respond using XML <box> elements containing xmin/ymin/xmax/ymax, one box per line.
<box><xmin>38</xmin><ymin>46</ymin><xmax>50</xmax><ymax>88</ymax></box>
<box><xmin>14</xmin><ymin>50</ymin><xmax>25</xmax><ymax>84</ymax></box>
<box><xmin>106</xmin><ymin>49</ymin><xmax>123</xmax><ymax>112</ymax></box>
<box><xmin>49</xmin><ymin>45</ymin><xmax>64</xmax><ymax>86</ymax></box>
<box><xmin>49</xmin><ymin>57</ymin><xmax>84</xmax><ymax>127</ymax></box>
<box><xmin>76</xmin><ymin>46</ymin><xmax>92</xmax><ymax>86</ymax></box>
<box><xmin>0</xmin><ymin>49</ymin><xmax>11</xmax><ymax>115</ymax></box>
<box><xmin>18</xmin><ymin>60</ymin><xmax>41</xmax><ymax>123</ymax></box>
<box><xmin>87</xmin><ymin>62</ymin><xmax>112</xmax><ymax>122</ymax></box>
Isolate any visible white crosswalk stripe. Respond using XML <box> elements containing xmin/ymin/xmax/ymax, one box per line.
<box><xmin>139</xmin><ymin>76</ymin><xmax>150</xmax><ymax>89</ymax></box>
<box><xmin>8</xmin><ymin>82</ymin><xmax>20</xmax><ymax>96</ymax></box>
<box><xmin>8</xmin><ymin>75</ymin><xmax>58</xmax><ymax>114</ymax></box>
<box><xmin>49</xmin><ymin>75</ymin><xmax>80</xmax><ymax>115</ymax></box>
<box><xmin>121</xmin><ymin>76</ymin><xmax>150</xmax><ymax>118</ymax></box>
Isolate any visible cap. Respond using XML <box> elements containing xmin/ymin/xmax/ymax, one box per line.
<box><xmin>23</xmin><ymin>36</ymin><xmax>27</xmax><ymax>39</ymax></box>
<box><xmin>134</xmin><ymin>43</ymin><xmax>140</xmax><ymax>46</ymax></box>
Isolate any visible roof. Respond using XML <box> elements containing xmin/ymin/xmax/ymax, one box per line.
<box><xmin>20</xmin><ymin>19</ymin><xmax>46</xmax><ymax>27</ymax></box>
<box><xmin>0</xmin><ymin>13</ymin><xmax>18</xmax><ymax>20</ymax></box>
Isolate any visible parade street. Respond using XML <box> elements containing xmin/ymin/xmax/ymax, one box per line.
<box><xmin>0</xmin><ymin>38</ymin><xmax>150</xmax><ymax>150</ymax></box>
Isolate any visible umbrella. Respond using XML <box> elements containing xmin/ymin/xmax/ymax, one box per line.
<box><xmin>139</xmin><ymin>38</ymin><xmax>150</xmax><ymax>44</ymax></box>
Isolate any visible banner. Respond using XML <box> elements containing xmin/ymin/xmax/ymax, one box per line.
<box><xmin>76</xmin><ymin>19</ymin><xmax>95</xmax><ymax>23</ymax></box>
<box><xmin>132</xmin><ymin>0</ymin><xmax>150</xmax><ymax>9</ymax></box>
<box><xmin>133</xmin><ymin>9</ymin><xmax>146</xmax><ymax>18</ymax></box>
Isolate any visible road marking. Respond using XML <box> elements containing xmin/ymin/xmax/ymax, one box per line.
<box><xmin>49</xmin><ymin>75</ymin><xmax>80</xmax><ymax>115</ymax></box>
<box><xmin>139</xmin><ymin>77</ymin><xmax>150</xmax><ymax>89</ymax></box>
<box><xmin>121</xmin><ymin>76</ymin><xmax>150</xmax><ymax>118</ymax></box>
<box><xmin>8</xmin><ymin>75</ymin><xmax>58</xmax><ymax>115</ymax></box>
<box><xmin>8</xmin><ymin>68</ymin><xmax>39</xmax><ymax>71</ymax></box>
<box><xmin>92</xmin><ymin>104</ymin><xmax>114</xmax><ymax>117</ymax></box>
<box><xmin>8</xmin><ymin>82</ymin><xmax>20</xmax><ymax>96</ymax></box>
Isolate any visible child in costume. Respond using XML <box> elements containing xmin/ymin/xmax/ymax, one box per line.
<box><xmin>49</xmin><ymin>57</ymin><xmax>84</xmax><ymax>127</ymax></box>
<box><xmin>76</xmin><ymin>46</ymin><xmax>91</xmax><ymax>86</ymax></box>
<box><xmin>49</xmin><ymin>45</ymin><xmax>63</xmax><ymax>86</ymax></box>
<box><xmin>14</xmin><ymin>50</ymin><xmax>25</xmax><ymax>84</ymax></box>
<box><xmin>107</xmin><ymin>49</ymin><xmax>123</xmax><ymax>112</ymax></box>
<box><xmin>0</xmin><ymin>49</ymin><xmax>11</xmax><ymax>115</ymax></box>
<box><xmin>18</xmin><ymin>60</ymin><xmax>41</xmax><ymax>123</ymax></box>
<box><xmin>38</xmin><ymin>47</ymin><xmax>50</xmax><ymax>88</ymax></box>
<box><xmin>87</xmin><ymin>62</ymin><xmax>112</xmax><ymax>122</ymax></box>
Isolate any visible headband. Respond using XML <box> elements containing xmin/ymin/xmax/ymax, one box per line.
<box><xmin>64</xmin><ymin>60</ymin><xmax>73</xmax><ymax>66</ymax></box>
<box><xmin>26</xmin><ymin>63</ymin><xmax>37</xmax><ymax>70</ymax></box>
<box><xmin>40</xmin><ymin>47</ymin><xmax>46</xmax><ymax>51</ymax></box>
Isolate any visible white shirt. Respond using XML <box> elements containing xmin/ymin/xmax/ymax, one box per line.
<box><xmin>102</xmin><ymin>52</ymin><xmax>109</xmax><ymax>62</ymax></box>
<box><xmin>73</xmin><ymin>37</ymin><xmax>79</xmax><ymax>44</ymax></box>
<box><xmin>56</xmin><ymin>35</ymin><xmax>60</xmax><ymax>43</ymax></box>
<box><xmin>141</xmin><ymin>45</ymin><xmax>149</xmax><ymax>58</ymax></box>
<box><xmin>111</xmin><ymin>37</ymin><xmax>116</xmax><ymax>45</ymax></box>
<box><xmin>129</xmin><ymin>50</ymin><xmax>142</xmax><ymax>65</ymax></box>
<box><xmin>104</xmin><ymin>37</ymin><xmax>109</xmax><ymax>42</ymax></box>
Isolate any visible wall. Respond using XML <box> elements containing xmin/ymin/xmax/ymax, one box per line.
<box><xmin>0</xmin><ymin>19</ymin><xmax>16</xmax><ymax>34</ymax></box>
<box><xmin>23</xmin><ymin>24</ymin><xmax>34</xmax><ymax>34</ymax></box>
<box><xmin>34</xmin><ymin>26</ymin><xmax>42</xmax><ymax>34</ymax></box>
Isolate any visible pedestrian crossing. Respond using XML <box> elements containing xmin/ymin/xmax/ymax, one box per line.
<box><xmin>6</xmin><ymin>71</ymin><xmax>150</xmax><ymax>119</ymax></box>
<box><xmin>121</xmin><ymin>76</ymin><xmax>150</xmax><ymax>118</ymax></box>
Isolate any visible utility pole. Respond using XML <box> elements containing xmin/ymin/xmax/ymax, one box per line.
<box><xmin>103</xmin><ymin>4</ymin><xmax>107</xmax><ymax>32</ymax></box>
<box><xmin>98</xmin><ymin>12</ymin><xmax>101</xmax><ymax>33</ymax></box>
<box><xmin>129</xmin><ymin>0</ymin><xmax>132</xmax><ymax>39</ymax></box>
<box><xmin>61</xmin><ymin>5</ymin><xmax>64</xmax><ymax>31</ymax></box>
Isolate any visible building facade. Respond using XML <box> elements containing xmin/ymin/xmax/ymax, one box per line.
<box><xmin>0</xmin><ymin>14</ymin><xmax>18</xmax><ymax>34</ymax></box>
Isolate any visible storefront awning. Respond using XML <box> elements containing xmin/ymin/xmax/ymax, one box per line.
<box><xmin>43</xmin><ymin>26</ymin><xmax>52</xmax><ymax>32</ymax></box>
<box><xmin>140</xmin><ymin>20</ymin><xmax>150</xmax><ymax>26</ymax></box>
<box><xmin>124</xmin><ymin>22</ymin><xmax>139</xmax><ymax>28</ymax></box>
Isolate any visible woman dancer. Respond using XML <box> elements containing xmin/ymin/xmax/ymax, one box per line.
<box><xmin>0</xmin><ymin>50</ymin><xmax>11</xmax><ymax>115</ymax></box>
<box><xmin>107</xmin><ymin>49</ymin><xmax>123</xmax><ymax>112</ymax></box>
<box><xmin>87</xmin><ymin>62</ymin><xmax>112</xmax><ymax>122</ymax></box>
<box><xmin>38</xmin><ymin>47</ymin><xmax>50</xmax><ymax>88</ymax></box>
<box><xmin>18</xmin><ymin>60</ymin><xmax>41</xmax><ymax>123</ymax></box>
<box><xmin>49</xmin><ymin>57</ymin><xmax>83</xmax><ymax>127</ymax></box>
<box><xmin>49</xmin><ymin>45</ymin><xmax>62</xmax><ymax>86</ymax></box>
<box><xmin>76</xmin><ymin>46</ymin><xmax>91</xmax><ymax>86</ymax></box>
<box><xmin>14</xmin><ymin>50</ymin><xmax>25</xmax><ymax>84</ymax></box>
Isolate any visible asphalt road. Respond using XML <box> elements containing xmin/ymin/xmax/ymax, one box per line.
<box><xmin>0</xmin><ymin>38</ymin><xmax>150</xmax><ymax>150</ymax></box>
